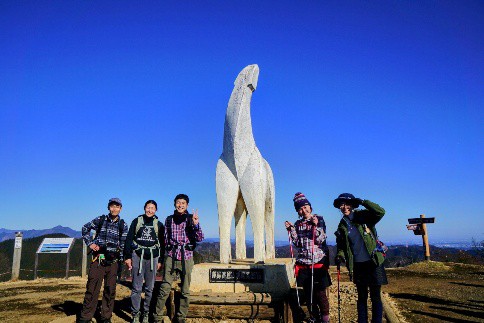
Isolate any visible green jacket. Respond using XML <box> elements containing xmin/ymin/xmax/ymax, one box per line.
<box><xmin>335</xmin><ymin>200</ymin><xmax>385</xmax><ymax>275</ymax></box>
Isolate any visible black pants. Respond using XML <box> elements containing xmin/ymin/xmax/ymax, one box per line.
<box><xmin>80</xmin><ymin>261</ymin><xmax>118</xmax><ymax>320</ymax></box>
<box><xmin>354</xmin><ymin>261</ymin><xmax>387</xmax><ymax>323</ymax></box>
<box><xmin>296</xmin><ymin>267</ymin><xmax>331</xmax><ymax>319</ymax></box>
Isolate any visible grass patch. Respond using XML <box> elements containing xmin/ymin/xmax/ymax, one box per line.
<box><xmin>401</xmin><ymin>261</ymin><xmax>451</xmax><ymax>273</ymax></box>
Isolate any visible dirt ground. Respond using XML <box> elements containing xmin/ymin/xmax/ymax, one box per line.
<box><xmin>0</xmin><ymin>261</ymin><xmax>481</xmax><ymax>322</ymax></box>
<box><xmin>0</xmin><ymin>276</ymin><xmax>371</xmax><ymax>323</ymax></box>
<box><xmin>383</xmin><ymin>261</ymin><xmax>484</xmax><ymax>323</ymax></box>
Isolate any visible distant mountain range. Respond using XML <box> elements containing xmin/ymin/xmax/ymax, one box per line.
<box><xmin>0</xmin><ymin>226</ymin><xmax>82</xmax><ymax>242</ymax></box>
<box><xmin>0</xmin><ymin>227</ymin><xmax>480</xmax><ymax>250</ymax></box>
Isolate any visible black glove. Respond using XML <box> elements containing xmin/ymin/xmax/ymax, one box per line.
<box><xmin>354</xmin><ymin>198</ymin><xmax>364</xmax><ymax>207</ymax></box>
<box><xmin>284</xmin><ymin>221</ymin><xmax>293</xmax><ymax>231</ymax></box>
<box><xmin>335</xmin><ymin>255</ymin><xmax>345</xmax><ymax>266</ymax></box>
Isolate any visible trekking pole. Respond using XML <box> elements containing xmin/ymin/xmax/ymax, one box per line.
<box><xmin>287</xmin><ymin>227</ymin><xmax>301</xmax><ymax>308</ymax></box>
<box><xmin>337</xmin><ymin>260</ymin><xmax>341</xmax><ymax>323</ymax></box>
<box><xmin>310</xmin><ymin>223</ymin><xmax>316</xmax><ymax>319</ymax></box>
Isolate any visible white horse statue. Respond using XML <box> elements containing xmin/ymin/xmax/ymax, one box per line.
<box><xmin>216</xmin><ymin>64</ymin><xmax>275</xmax><ymax>264</ymax></box>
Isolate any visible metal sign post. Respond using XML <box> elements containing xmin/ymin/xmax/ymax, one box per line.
<box><xmin>407</xmin><ymin>214</ymin><xmax>435</xmax><ymax>260</ymax></box>
<box><xmin>34</xmin><ymin>237</ymin><xmax>75</xmax><ymax>279</ymax></box>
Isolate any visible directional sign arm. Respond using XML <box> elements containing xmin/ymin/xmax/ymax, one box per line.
<box><xmin>408</xmin><ymin>217</ymin><xmax>435</xmax><ymax>224</ymax></box>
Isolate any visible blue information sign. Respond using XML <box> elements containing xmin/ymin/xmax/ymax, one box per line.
<box><xmin>36</xmin><ymin>238</ymin><xmax>75</xmax><ymax>254</ymax></box>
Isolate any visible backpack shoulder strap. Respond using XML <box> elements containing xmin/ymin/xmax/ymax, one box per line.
<box><xmin>117</xmin><ymin>218</ymin><xmax>125</xmax><ymax>248</ymax></box>
<box><xmin>186</xmin><ymin>214</ymin><xmax>193</xmax><ymax>227</ymax></box>
<box><xmin>166</xmin><ymin>215</ymin><xmax>173</xmax><ymax>231</ymax></box>
<box><xmin>185</xmin><ymin>214</ymin><xmax>197</xmax><ymax>247</ymax></box>
<box><xmin>94</xmin><ymin>215</ymin><xmax>106</xmax><ymax>239</ymax></box>
<box><xmin>119</xmin><ymin>218</ymin><xmax>125</xmax><ymax>236</ymax></box>
<box><xmin>153</xmin><ymin>217</ymin><xmax>159</xmax><ymax>237</ymax></box>
<box><xmin>135</xmin><ymin>215</ymin><xmax>144</xmax><ymax>235</ymax></box>
<box><xmin>342</xmin><ymin>216</ymin><xmax>351</xmax><ymax>228</ymax></box>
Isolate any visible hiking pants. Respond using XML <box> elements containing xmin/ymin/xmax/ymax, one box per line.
<box><xmin>131</xmin><ymin>252</ymin><xmax>159</xmax><ymax>315</ymax></box>
<box><xmin>80</xmin><ymin>260</ymin><xmax>118</xmax><ymax>320</ymax></box>
<box><xmin>297</xmin><ymin>267</ymin><xmax>330</xmax><ymax>320</ymax></box>
<box><xmin>154</xmin><ymin>256</ymin><xmax>194</xmax><ymax>323</ymax></box>
<box><xmin>354</xmin><ymin>260</ymin><xmax>386</xmax><ymax>323</ymax></box>
<box><xmin>356</xmin><ymin>284</ymin><xmax>383</xmax><ymax>323</ymax></box>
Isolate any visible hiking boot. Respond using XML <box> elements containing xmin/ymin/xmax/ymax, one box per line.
<box><xmin>141</xmin><ymin>313</ymin><xmax>150</xmax><ymax>323</ymax></box>
<box><xmin>131</xmin><ymin>312</ymin><xmax>141</xmax><ymax>323</ymax></box>
<box><xmin>154</xmin><ymin>315</ymin><xmax>171</xmax><ymax>323</ymax></box>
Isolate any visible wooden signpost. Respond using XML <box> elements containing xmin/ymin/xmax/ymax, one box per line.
<box><xmin>407</xmin><ymin>214</ymin><xmax>435</xmax><ymax>260</ymax></box>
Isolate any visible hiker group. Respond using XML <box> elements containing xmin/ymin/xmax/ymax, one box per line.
<box><xmin>78</xmin><ymin>194</ymin><xmax>203</xmax><ymax>323</ymax></box>
<box><xmin>285</xmin><ymin>192</ymin><xmax>388</xmax><ymax>323</ymax></box>
<box><xmin>77</xmin><ymin>191</ymin><xmax>387</xmax><ymax>323</ymax></box>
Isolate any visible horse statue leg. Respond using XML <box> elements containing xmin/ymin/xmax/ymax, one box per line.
<box><xmin>264</xmin><ymin>159</ymin><xmax>275</xmax><ymax>259</ymax></box>
<box><xmin>234</xmin><ymin>195</ymin><xmax>247</xmax><ymax>259</ymax></box>
<box><xmin>216</xmin><ymin>158</ymin><xmax>239</xmax><ymax>264</ymax></box>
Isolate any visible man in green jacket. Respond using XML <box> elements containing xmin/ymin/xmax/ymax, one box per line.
<box><xmin>334</xmin><ymin>193</ymin><xmax>388</xmax><ymax>323</ymax></box>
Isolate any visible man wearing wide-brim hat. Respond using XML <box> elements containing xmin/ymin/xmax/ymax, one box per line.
<box><xmin>333</xmin><ymin>193</ymin><xmax>388</xmax><ymax>323</ymax></box>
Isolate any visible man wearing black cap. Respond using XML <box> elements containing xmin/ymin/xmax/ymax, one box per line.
<box><xmin>333</xmin><ymin>193</ymin><xmax>387</xmax><ymax>323</ymax></box>
<box><xmin>78</xmin><ymin>198</ymin><xmax>128</xmax><ymax>323</ymax></box>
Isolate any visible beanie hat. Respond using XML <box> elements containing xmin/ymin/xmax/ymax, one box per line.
<box><xmin>293</xmin><ymin>192</ymin><xmax>311</xmax><ymax>211</ymax></box>
<box><xmin>333</xmin><ymin>193</ymin><xmax>357</xmax><ymax>208</ymax></box>
<box><xmin>174</xmin><ymin>193</ymin><xmax>189</xmax><ymax>205</ymax></box>
<box><xmin>108</xmin><ymin>197</ymin><xmax>122</xmax><ymax>207</ymax></box>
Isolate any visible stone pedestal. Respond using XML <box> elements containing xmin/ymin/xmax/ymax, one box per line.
<box><xmin>190</xmin><ymin>258</ymin><xmax>295</xmax><ymax>298</ymax></box>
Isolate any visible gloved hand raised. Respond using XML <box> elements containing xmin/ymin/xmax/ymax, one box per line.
<box><xmin>354</xmin><ymin>198</ymin><xmax>364</xmax><ymax>207</ymax></box>
<box><xmin>284</xmin><ymin>221</ymin><xmax>294</xmax><ymax>231</ymax></box>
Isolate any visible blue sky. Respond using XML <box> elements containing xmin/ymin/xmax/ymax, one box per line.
<box><xmin>1</xmin><ymin>1</ymin><xmax>482</xmax><ymax>245</ymax></box>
